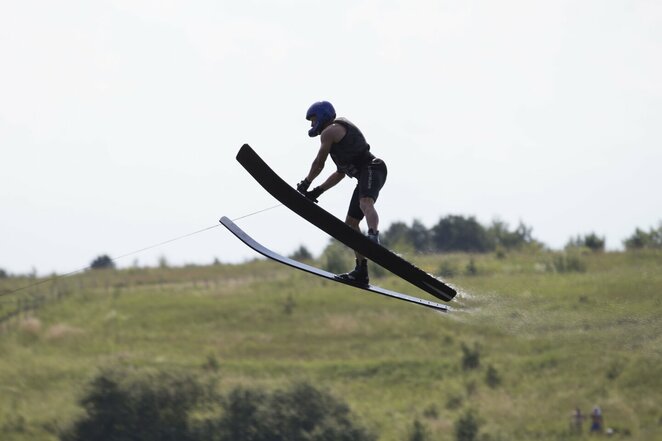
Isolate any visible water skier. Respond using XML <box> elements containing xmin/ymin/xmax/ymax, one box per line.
<box><xmin>297</xmin><ymin>101</ymin><xmax>387</xmax><ymax>286</ymax></box>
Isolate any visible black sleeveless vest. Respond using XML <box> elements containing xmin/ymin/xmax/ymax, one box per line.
<box><xmin>330</xmin><ymin>118</ymin><xmax>375</xmax><ymax>178</ymax></box>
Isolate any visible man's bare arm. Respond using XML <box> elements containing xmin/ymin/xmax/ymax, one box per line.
<box><xmin>304</xmin><ymin>123</ymin><xmax>345</xmax><ymax>182</ymax></box>
<box><xmin>318</xmin><ymin>171</ymin><xmax>345</xmax><ymax>191</ymax></box>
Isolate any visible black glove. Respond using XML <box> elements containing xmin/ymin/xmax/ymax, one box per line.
<box><xmin>297</xmin><ymin>178</ymin><xmax>311</xmax><ymax>194</ymax></box>
<box><xmin>304</xmin><ymin>186</ymin><xmax>325</xmax><ymax>203</ymax></box>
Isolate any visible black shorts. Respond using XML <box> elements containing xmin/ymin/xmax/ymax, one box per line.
<box><xmin>347</xmin><ymin>158</ymin><xmax>387</xmax><ymax>221</ymax></box>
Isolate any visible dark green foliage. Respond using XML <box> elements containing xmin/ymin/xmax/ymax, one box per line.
<box><xmin>215</xmin><ymin>387</ymin><xmax>265</xmax><ymax>441</ymax></box>
<box><xmin>158</xmin><ymin>256</ymin><xmax>169</xmax><ymax>269</ymax></box>
<box><xmin>63</xmin><ymin>371</ymin><xmax>372</xmax><ymax>441</ymax></box>
<box><xmin>446</xmin><ymin>394</ymin><xmax>463</xmax><ymax>410</ymax></box>
<box><xmin>581</xmin><ymin>233</ymin><xmax>605</xmax><ymax>252</ymax></box>
<box><xmin>461</xmin><ymin>343</ymin><xmax>481</xmax><ymax>371</ymax></box>
<box><xmin>486</xmin><ymin>219</ymin><xmax>535</xmax><ymax>250</ymax></box>
<box><xmin>432</xmin><ymin>215</ymin><xmax>491</xmax><ymax>253</ymax></box>
<box><xmin>90</xmin><ymin>255</ymin><xmax>115</xmax><ymax>270</ymax></box>
<box><xmin>566</xmin><ymin>232</ymin><xmax>605</xmax><ymax>252</ymax></box>
<box><xmin>550</xmin><ymin>254</ymin><xmax>586</xmax><ymax>273</ymax></box>
<box><xmin>368</xmin><ymin>261</ymin><xmax>387</xmax><ymax>279</ymax></box>
<box><xmin>216</xmin><ymin>382</ymin><xmax>375</xmax><ymax>441</ymax></box>
<box><xmin>382</xmin><ymin>216</ymin><xmax>539</xmax><ymax>254</ymax></box>
<box><xmin>485</xmin><ymin>365</ymin><xmax>501</xmax><ymax>388</ymax></box>
<box><xmin>423</xmin><ymin>404</ymin><xmax>439</xmax><ymax>419</ymax></box>
<box><xmin>62</xmin><ymin>369</ymin><xmax>211</xmax><ymax>441</ymax></box>
<box><xmin>623</xmin><ymin>224</ymin><xmax>662</xmax><ymax>250</ymax></box>
<box><xmin>455</xmin><ymin>410</ymin><xmax>481</xmax><ymax>441</ymax></box>
<box><xmin>282</xmin><ymin>293</ymin><xmax>296</xmax><ymax>315</ymax></box>
<box><xmin>0</xmin><ymin>268</ymin><xmax>7</xmax><ymax>278</ymax></box>
<box><xmin>606</xmin><ymin>361</ymin><xmax>624</xmax><ymax>380</ymax></box>
<box><xmin>465</xmin><ymin>258</ymin><xmax>478</xmax><ymax>276</ymax></box>
<box><xmin>382</xmin><ymin>221</ymin><xmax>411</xmax><ymax>249</ymax></box>
<box><xmin>381</xmin><ymin>219</ymin><xmax>430</xmax><ymax>251</ymax></box>
<box><xmin>290</xmin><ymin>245</ymin><xmax>313</xmax><ymax>261</ymax></box>
<box><xmin>204</xmin><ymin>353</ymin><xmax>221</xmax><ymax>373</ymax></box>
<box><xmin>438</xmin><ymin>260</ymin><xmax>458</xmax><ymax>278</ymax></box>
<box><xmin>409</xmin><ymin>219</ymin><xmax>431</xmax><ymax>252</ymax></box>
<box><xmin>408</xmin><ymin>419</ymin><xmax>430</xmax><ymax>441</ymax></box>
<box><xmin>320</xmin><ymin>239</ymin><xmax>354</xmax><ymax>274</ymax></box>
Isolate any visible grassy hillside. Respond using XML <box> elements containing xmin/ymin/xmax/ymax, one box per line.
<box><xmin>1</xmin><ymin>249</ymin><xmax>661</xmax><ymax>440</ymax></box>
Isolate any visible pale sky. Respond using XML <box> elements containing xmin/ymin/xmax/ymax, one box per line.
<box><xmin>1</xmin><ymin>0</ymin><xmax>660</xmax><ymax>275</ymax></box>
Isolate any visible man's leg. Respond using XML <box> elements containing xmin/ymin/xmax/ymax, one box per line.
<box><xmin>359</xmin><ymin>197</ymin><xmax>379</xmax><ymax>233</ymax></box>
<box><xmin>335</xmin><ymin>213</ymin><xmax>369</xmax><ymax>285</ymax></box>
<box><xmin>345</xmin><ymin>215</ymin><xmax>365</xmax><ymax>261</ymax></box>
<box><xmin>357</xmin><ymin>159</ymin><xmax>386</xmax><ymax>244</ymax></box>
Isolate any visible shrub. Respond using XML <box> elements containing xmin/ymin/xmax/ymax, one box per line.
<box><xmin>216</xmin><ymin>382</ymin><xmax>375</xmax><ymax>441</ymax></box>
<box><xmin>550</xmin><ymin>254</ymin><xmax>586</xmax><ymax>273</ymax></box>
<box><xmin>465</xmin><ymin>258</ymin><xmax>478</xmax><ymax>276</ymax></box>
<box><xmin>423</xmin><ymin>404</ymin><xmax>439</xmax><ymax>419</ymax></box>
<box><xmin>290</xmin><ymin>245</ymin><xmax>313</xmax><ymax>261</ymax></box>
<box><xmin>486</xmin><ymin>219</ymin><xmax>536</xmax><ymax>250</ymax></box>
<box><xmin>438</xmin><ymin>260</ymin><xmax>457</xmax><ymax>278</ymax></box>
<box><xmin>408</xmin><ymin>419</ymin><xmax>430</xmax><ymax>441</ymax></box>
<box><xmin>455</xmin><ymin>410</ymin><xmax>481</xmax><ymax>441</ymax></box>
<box><xmin>89</xmin><ymin>255</ymin><xmax>115</xmax><ymax>270</ymax></box>
<box><xmin>321</xmin><ymin>239</ymin><xmax>354</xmax><ymax>275</ymax></box>
<box><xmin>158</xmin><ymin>255</ymin><xmax>169</xmax><ymax>269</ymax></box>
<box><xmin>382</xmin><ymin>221</ymin><xmax>412</xmax><ymax>250</ymax></box>
<box><xmin>623</xmin><ymin>223</ymin><xmax>662</xmax><ymax>250</ymax></box>
<box><xmin>381</xmin><ymin>219</ymin><xmax>430</xmax><ymax>253</ymax></box>
<box><xmin>0</xmin><ymin>268</ymin><xmax>7</xmax><ymax>278</ymax></box>
<box><xmin>432</xmin><ymin>215</ymin><xmax>491</xmax><ymax>253</ymax></box>
<box><xmin>461</xmin><ymin>343</ymin><xmax>481</xmax><ymax>371</ymax></box>
<box><xmin>485</xmin><ymin>364</ymin><xmax>501</xmax><ymax>388</ymax></box>
<box><xmin>64</xmin><ymin>371</ymin><xmax>372</xmax><ymax>441</ymax></box>
<box><xmin>62</xmin><ymin>369</ymin><xmax>212</xmax><ymax>441</ymax></box>
<box><xmin>282</xmin><ymin>294</ymin><xmax>296</xmax><ymax>315</ymax></box>
<box><xmin>446</xmin><ymin>394</ymin><xmax>463</xmax><ymax>410</ymax></box>
<box><xmin>566</xmin><ymin>233</ymin><xmax>605</xmax><ymax>252</ymax></box>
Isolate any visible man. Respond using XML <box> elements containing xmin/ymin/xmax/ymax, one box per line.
<box><xmin>297</xmin><ymin>101</ymin><xmax>387</xmax><ymax>286</ymax></box>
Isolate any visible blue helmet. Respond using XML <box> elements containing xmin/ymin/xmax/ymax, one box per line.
<box><xmin>306</xmin><ymin>101</ymin><xmax>336</xmax><ymax>137</ymax></box>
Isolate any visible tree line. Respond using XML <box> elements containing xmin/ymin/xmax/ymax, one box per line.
<box><xmin>58</xmin><ymin>361</ymin><xmax>494</xmax><ymax>441</ymax></box>
<box><xmin>379</xmin><ymin>215</ymin><xmax>662</xmax><ymax>254</ymax></box>
<box><xmin>1</xmin><ymin>218</ymin><xmax>661</xmax><ymax>278</ymax></box>
<box><xmin>381</xmin><ymin>216</ymin><xmax>539</xmax><ymax>253</ymax></box>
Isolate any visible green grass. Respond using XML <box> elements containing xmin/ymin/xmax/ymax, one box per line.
<box><xmin>1</xmin><ymin>250</ymin><xmax>661</xmax><ymax>440</ymax></box>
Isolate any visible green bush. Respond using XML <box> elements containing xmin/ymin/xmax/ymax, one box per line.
<box><xmin>550</xmin><ymin>254</ymin><xmax>586</xmax><ymax>273</ymax></box>
<box><xmin>381</xmin><ymin>220</ymin><xmax>430</xmax><ymax>253</ymax></box>
<box><xmin>566</xmin><ymin>233</ymin><xmax>605</xmax><ymax>252</ymax></box>
<box><xmin>89</xmin><ymin>255</ymin><xmax>115</xmax><ymax>270</ymax></box>
<box><xmin>290</xmin><ymin>245</ymin><xmax>313</xmax><ymax>261</ymax></box>
<box><xmin>368</xmin><ymin>261</ymin><xmax>387</xmax><ymax>279</ymax></box>
<box><xmin>485</xmin><ymin>364</ymin><xmax>501</xmax><ymax>388</ymax></box>
<box><xmin>408</xmin><ymin>419</ymin><xmax>430</xmax><ymax>441</ymax></box>
<box><xmin>62</xmin><ymin>369</ymin><xmax>212</xmax><ymax>441</ymax></box>
<box><xmin>63</xmin><ymin>370</ymin><xmax>373</xmax><ymax>441</ymax></box>
<box><xmin>216</xmin><ymin>382</ymin><xmax>375</xmax><ymax>441</ymax></box>
<box><xmin>465</xmin><ymin>258</ymin><xmax>478</xmax><ymax>276</ymax></box>
<box><xmin>623</xmin><ymin>223</ymin><xmax>662</xmax><ymax>250</ymax></box>
<box><xmin>486</xmin><ymin>219</ymin><xmax>536</xmax><ymax>250</ymax></box>
<box><xmin>438</xmin><ymin>261</ymin><xmax>458</xmax><ymax>278</ymax></box>
<box><xmin>382</xmin><ymin>221</ymin><xmax>413</xmax><ymax>250</ymax></box>
<box><xmin>321</xmin><ymin>239</ymin><xmax>354</xmax><ymax>275</ymax></box>
<box><xmin>461</xmin><ymin>343</ymin><xmax>481</xmax><ymax>371</ymax></box>
<box><xmin>381</xmin><ymin>216</ymin><xmax>541</xmax><ymax>254</ymax></box>
<box><xmin>432</xmin><ymin>215</ymin><xmax>491</xmax><ymax>253</ymax></box>
<box><xmin>455</xmin><ymin>410</ymin><xmax>481</xmax><ymax>441</ymax></box>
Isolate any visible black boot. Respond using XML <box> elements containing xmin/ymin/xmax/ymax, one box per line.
<box><xmin>336</xmin><ymin>259</ymin><xmax>369</xmax><ymax>286</ymax></box>
<box><xmin>367</xmin><ymin>229</ymin><xmax>380</xmax><ymax>245</ymax></box>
